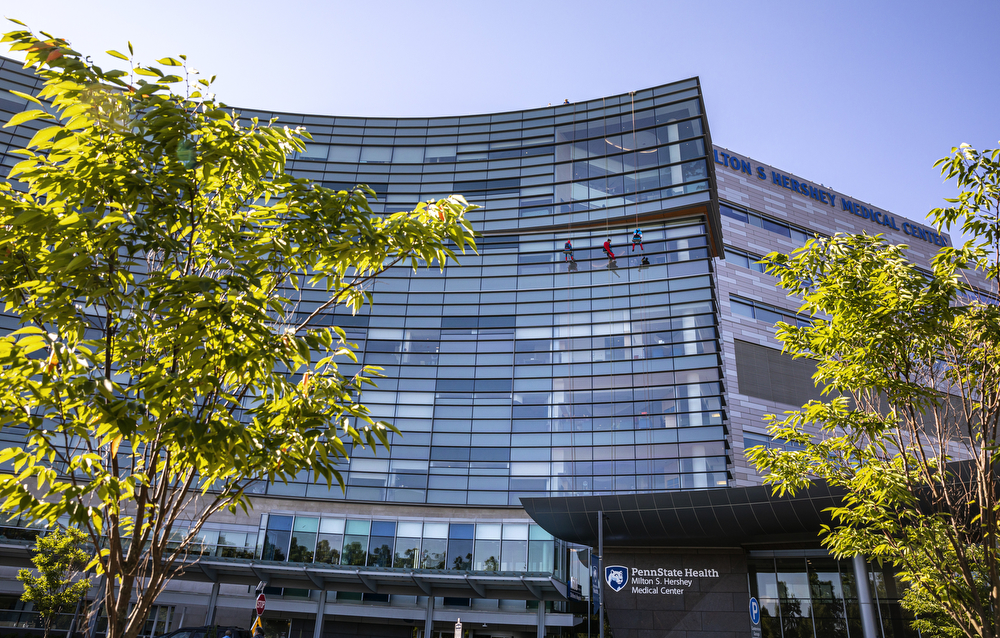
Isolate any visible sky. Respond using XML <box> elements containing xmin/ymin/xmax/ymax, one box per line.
<box><xmin>4</xmin><ymin>0</ymin><xmax>998</xmax><ymax>238</ymax></box>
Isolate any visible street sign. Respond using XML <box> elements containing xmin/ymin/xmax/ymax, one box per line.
<box><xmin>256</xmin><ymin>593</ymin><xmax>266</xmax><ymax>616</ymax></box>
<box><xmin>749</xmin><ymin>596</ymin><xmax>762</xmax><ymax>638</ymax></box>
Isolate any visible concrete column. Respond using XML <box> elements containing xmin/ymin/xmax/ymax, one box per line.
<box><xmin>536</xmin><ymin>601</ymin><xmax>545</xmax><ymax>638</ymax></box>
<box><xmin>852</xmin><ymin>555</ymin><xmax>879</xmax><ymax>638</ymax></box>
<box><xmin>312</xmin><ymin>590</ymin><xmax>326</xmax><ymax>638</ymax></box>
<box><xmin>423</xmin><ymin>596</ymin><xmax>435</xmax><ymax>638</ymax></box>
<box><xmin>205</xmin><ymin>581</ymin><xmax>220</xmax><ymax>625</ymax></box>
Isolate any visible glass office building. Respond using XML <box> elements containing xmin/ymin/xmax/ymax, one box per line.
<box><xmin>0</xmin><ymin>56</ymin><xmax>949</xmax><ymax>638</ymax></box>
<box><xmin>222</xmin><ymin>77</ymin><xmax>728</xmax><ymax>506</ymax></box>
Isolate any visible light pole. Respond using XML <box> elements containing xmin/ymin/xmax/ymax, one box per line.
<box><xmin>597</xmin><ymin>510</ymin><xmax>603</xmax><ymax>638</ymax></box>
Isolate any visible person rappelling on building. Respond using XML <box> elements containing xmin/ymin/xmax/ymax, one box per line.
<box><xmin>603</xmin><ymin>237</ymin><xmax>615</xmax><ymax>261</ymax></box>
<box><xmin>564</xmin><ymin>239</ymin><xmax>579</xmax><ymax>271</ymax></box>
<box><xmin>632</xmin><ymin>228</ymin><xmax>650</xmax><ymax>265</ymax></box>
<box><xmin>603</xmin><ymin>237</ymin><xmax>619</xmax><ymax>269</ymax></box>
<box><xmin>632</xmin><ymin>228</ymin><xmax>644</xmax><ymax>251</ymax></box>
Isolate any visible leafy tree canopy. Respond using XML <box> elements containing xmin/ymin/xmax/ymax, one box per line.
<box><xmin>0</xmin><ymin>21</ymin><xmax>476</xmax><ymax>638</ymax></box>
<box><xmin>17</xmin><ymin>527</ymin><xmax>92</xmax><ymax>638</ymax></box>
<box><xmin>748</xmin><ymin>143</ymin><xmax>1000</xmax><ymax>638</ymax></box>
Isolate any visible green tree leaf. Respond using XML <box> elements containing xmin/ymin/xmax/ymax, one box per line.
<box><xmin>4</xmin><ymin>108</ymin><xmax>53</xmax><ymax>128</ymax></box>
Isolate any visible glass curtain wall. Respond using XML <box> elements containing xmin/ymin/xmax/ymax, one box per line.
<box><xmin>747</xmin><ymin>556</ymin><xmax>918</xmax><ymax>638</ymax></box>
<box><xmin>260</xmin><ymin>220</ymin><xmax>725</xmax><ymax>505</ymax></box>
<box><xmin>241</xmin><ymin>78</ymin><xmax>726</xmax><ymax>507</ymax></box>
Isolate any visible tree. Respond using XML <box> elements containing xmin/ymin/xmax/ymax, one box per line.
<box><xmin>0</xmin><ymin>23</ymin><xmax>476</xmax><ymax>638</ymax></box>
<box><xmin>747</xmin><ymin>143</ymin><xmax>1000</xmax><ymax>638</ymax></box>
<box><xmin>18</xmin><ymin>527</ymin><xmax>93</xmax><ymax>638</ymax></box>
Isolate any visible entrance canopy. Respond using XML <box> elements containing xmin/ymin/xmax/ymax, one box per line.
<box><xmin>521</xmin><ymin>481</ymin><xmax>845</xmax><ymax>547</ymax></box>
<box><xmin>171</xmin><ymin>558</ymin><xmax>569</xmax><ymax>601</ymax></box>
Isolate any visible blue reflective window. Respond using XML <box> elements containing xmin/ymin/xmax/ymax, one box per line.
<box><xmin>267</xmin><ymin>515</ymin><xmax>293</xmax><ymax>532</ymax></box>
<box><xmin>449</xmin><ymin>524</ymin><xmax>475</xmax><ymax>540</ymax></box>
<box><xmin>731</xmin><ymin>300</ymin><xmax>755</xmax><ymax>319</ymax></box>
<box><xmin>762</xmin><ymin>218</ymin><xmax>792</xmax><ymax>237</ymax></box>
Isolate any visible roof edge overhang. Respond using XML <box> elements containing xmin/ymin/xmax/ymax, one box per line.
<box><xmin>521</xmin><ymin>480</ymin><xmax>846</xmax><ymax>548</ymax></box>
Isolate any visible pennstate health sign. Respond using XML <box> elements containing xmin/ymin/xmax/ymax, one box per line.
<box><xmin>605</xmin><ymin>564</ymin><xmax>720</xmax><ymax>596</ymax></box>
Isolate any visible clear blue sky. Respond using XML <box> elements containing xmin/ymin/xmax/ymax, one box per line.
<box><xmin>5</xmin><ymin>0</ymin><xmax>998</xmax><ymax>236</ymax></box>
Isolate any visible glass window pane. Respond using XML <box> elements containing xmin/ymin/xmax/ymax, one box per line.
<box><xmin>448</xmin><ymin>539</ymin><xmax>473</xmax><ymax>570</ymax></box>
<box><xmin>293</xmin><ymin>517</ymin><xmax>319</xmax><ymax>533</ymax></box>
<box><xmin>421</xmin><ymin>538</ymin><xmax>447</xmax><ymax>569</ymax></box>
<box><xmin>315</xmin><ymin>534</ymin><xmax>342</xmax><ymax>564</ymax></box>
<box><xmin>267</xmin><ymin>515</ymin><xmax>293</xmax><ymax>532</ymax></box>
<box><xmin>809</xmin><ymin>558</ymin><xmax>849</xmax><ymax>638</ymax></box>
<box><xmin>474</xmin><ymin>540</ymin><xmax>501</xmax><ymax>571</ymax></box>
<box><xmin>320</xmin><ymin>518</ymin><xmax>345</xmax><ymax>534</ymax></box>
<box><xmin>720</xmin><ymin>204</ymin><xmax>748</xmax><ymax>223</ymax></box>
<box><xmin>262</xmin><ymin>530</ymin><xmax>289</xmax><ymax>562</ymax></box>
<box><xmin>289</xmin><ymin>532</ymin><xmax>316</xmax><ymax>563</ymax></box>
<box><xmin>776</xmin><ymin>558</ymin><xmax>814</xmax><ymax>638</ymax></box>
<box><xmin>328</xmin><ymin>146</ymin><xmax>360</xmax><ymax>162</ymax></box>
<box><xmin>449</xmin><ymin>523</ymin><xmax>475</xmax><ymax>539</ymax></box>
<box><xmin>368</xmin><ymin>535</ymin><xmax>395</xmax><ymax>567</ymax></box>
<box><xmin>342</xmin><ymin>535</ymin><xmax>368</xmax><ymax>565</ymax></box>
<box><xmin>502</xmin><ymin>524</ymin><xmax>528</xmax><ymax>540</ymax></box>
<box><xmin>755</xmin><ymin>308</ymin><xmax>783</xmax><ymax>325</ymax></box>
<box><xmin>731</xmin><ymin>300</ymin><xmax>755</xmax><ymax>319</ymax></box>
<box><xmin>762</xmin><ymin>218</ymin><xmax>791</xmax><ymax>237</ymax></box>
<box><xmin>423</xmin><ymin>522</ymin><xmax>449</xmax><ymax>539</ymax></box>
<box><xmin>725</xmin><ymin>250</ymin><xmax>750</xmax><ymax>269</ymax></box>
<box><xmin>529</xmin><ymin>525</ymin><xmax>553</xmax><ymax>541</ymax></box>
<box><xmin>361</xmin><ymin>146</ymin><xmax>392</xmax><ymax>163</ymax></box>
<box><xmin>528</xmin><ymin>540</ymin><xmax>554</xmax><ymax>572</ymax></box>
<box><xmin>397</xmin><ymin>521</ymin><xmax>423</xmax><ymax>537</ymax></box>
<box><xmin>394</xmin><ymin>537</ymin><xmax>421</xmax><ymax>568</ymax></box>
<box><xmin>501</xmin><ymin>539</ymin><xmax>527</xmax><ymax>571</ymax></box>
<box><xmin>393</xmin><ymin>147</ymin><xmax>423</xmax><ymax>163</ymax></box>
<box><xmin>476</xmin><ymin>523</ymin><xmax>502</xmax><ymax>540</ymax></box>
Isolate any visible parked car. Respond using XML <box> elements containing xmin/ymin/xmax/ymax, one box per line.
<box><xmin>154</xmin><ymin>626</ymin><xmax>250</xmax><ymax>638</ymax></box>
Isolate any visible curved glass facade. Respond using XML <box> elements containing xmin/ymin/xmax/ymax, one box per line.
<box><xmin>0</xmin><ymin>62</ymin><xmax>726</xmax><ymax>509</ymax></box>
<box><xmin>253</xmin><ymin>78</ymin><xmax>727</xmax><ymax>506</ymax></box>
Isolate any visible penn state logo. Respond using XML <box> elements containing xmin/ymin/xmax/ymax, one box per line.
<box><xmin>605</xmin><ymin>565</ymin><xmax>628</xmax><ymax>592</ymax></box>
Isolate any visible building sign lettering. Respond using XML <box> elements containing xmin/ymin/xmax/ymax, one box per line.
<box><xmin>713</xmin><ymin>148</ymin><xmax>948</xmax><ymax>247</ymax></box>
<box><xmin>605</xmin><ymin>565</ymin><xmax>720</xmax><ymax>596</ymax></box>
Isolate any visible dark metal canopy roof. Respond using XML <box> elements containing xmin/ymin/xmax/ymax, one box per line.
<box><xmin>521</xmin><ymin>481</ymin><xmax>847</xmax><ymax>547</ymax></box>
<box><xmin>170</xmin><ymin>558</ymin><xmax>568</xmax><ymax>601</ymax></box>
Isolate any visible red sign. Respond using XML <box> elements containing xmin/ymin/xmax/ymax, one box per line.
<box><xmin>256</xmin><ymin>593</ymin><xmax>266</xmax><ymax>616</ymax></box>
